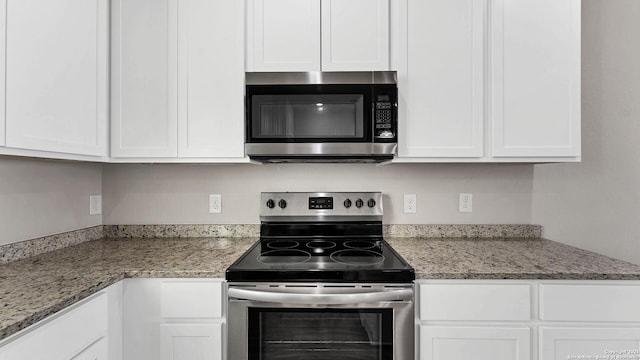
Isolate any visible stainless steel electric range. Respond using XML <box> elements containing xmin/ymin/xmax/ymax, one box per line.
<box><xmin>226</xmin><ymin>192</ymin><xmax>415</xmax><ymax>360</ymax></box>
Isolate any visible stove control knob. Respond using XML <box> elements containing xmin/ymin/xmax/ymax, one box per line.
<box><xmin>344</xmin><ymin>199</ymin><xmax>352</xmax><ymax>208</ymax></box>
<box><xmin>355</xmin><ymin>198</ymin><xmax>364</xmax><ymax>208</ymax></box>
<box><xmin>278</xmin><ymin>199</ymin><xmax>287</xmax><ymax>209</ymax></box>
<box><xmin>367</xmin><ymin>198</ymin><xmax>376</xmax><ymax>208</ymax></box>
<box><xmin>266</xmin><ymin>199</ymin><xmax>275</xmax><ymax>209</ymax></box>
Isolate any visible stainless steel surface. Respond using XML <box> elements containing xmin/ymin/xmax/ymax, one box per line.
<box><xmin>228</xmin><ymin>287</ymin><xmax>412</xmax><ymax>305</ymax></box>
<box><xmin>245</xmin><ymin>142</ymin><xmax>397</xmax><ymax>156</ymax></box>
<box><xmin>260</xmin><ymin>192</ymin><xmax>383</xmax><ymax>220</ymax></box>
<box><xmin>246</xmin><ymin>71</ymin><xmax>397</xmax><ymax>85</ymax></box>
<box><xmin>227</xmin><ymin>283</ymin><xmax>414</xmax><ymax>360</ymax></box>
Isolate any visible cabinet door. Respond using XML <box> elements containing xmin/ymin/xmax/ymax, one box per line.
<box><xmin>71</xmin><ymin>337</ymin><xmax>108</xmax><ymax>360</ymax></box>
<box><xmin>0</xmin><ymin>293</ymin><xmax>108</xmax><ymax>360</ymax></box>
<box><xmin>160</xmin><ymin>323</ymin><xmax>224</xmax><ymax>360</ymax></box>
<box><xmin>111</xmin><ymin>0</ymin><xmax>178</xmax><ymax>158</ymax></box>
<box><xmin>0</xmin><ymin>0</ymin><xmax>5</xmax><ymax>147</ymax></box>
<box><xmin>321</xmin><ymin>0</ymin><xmax>389</xmax><ymax>71</ymax></box>
<box><xmin>4</xmin><ymin>0</ymin><xmax>108</xmax><ymax>156</ymax></box>
<box><xmin>124</xmin><ymin>279</ymin><xmax>226</xmax><ymax>360</ymax></box>
<box><xmin>177</xmin><ymin>0</ymin><xmax>244</xmax><ymax>158</ymax></box>
<box><xmin>397</xmin><ymin>0</ymin><xmax>484</xmax><ymax>158</ymax></box>
<box><xmin>247</xmin><ymin>0</ymin><xmax>321</xmax><ymax>71</ymax></box>
<box><xmin>419</xmin><ymin>326</ymin><xmax>530</xmax><ymax>360</ymax></box>
<box><xmin>540</xmin><ymin>327</ymin><xmax>640</xmax><ymax>360</ymax></box>
<box><xmin>490</xmin><ymin>0</ymin><xmax>581</xmax><ymax>157</ymax></box>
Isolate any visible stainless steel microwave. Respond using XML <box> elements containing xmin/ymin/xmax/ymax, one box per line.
<box><xmin>244</xmin><ymin>71</ymin><xmax>398</xmax><ymax>163</ymax></box>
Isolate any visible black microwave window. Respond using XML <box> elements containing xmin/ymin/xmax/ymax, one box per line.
<box><xmin>252</xmin><ymin>94</ymin><xmax>364</xmax><ymax>139</ymax></box>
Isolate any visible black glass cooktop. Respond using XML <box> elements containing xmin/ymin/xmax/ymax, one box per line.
<box><xmin>226</xmin><ymin>236</ymin><xmax>415</xmax><ymax>283</ymax></box>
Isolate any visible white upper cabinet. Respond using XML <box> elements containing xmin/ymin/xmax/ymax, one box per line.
<box><xmin>111</xmin><ymin>0</ymin><xmax>178</xmax><ymax>158</ymax></box>
<box><xmin>395</xmin><ymin>0</ymin><xmax>580</xmax><ymax>162</ymax></box>
<box><xmin>177</xmin><ymin>0</ymin><xmax>245</xmax><ymax>158</ymax></box>
<box><xmin>490</xmin><ymin>0</ymin><xmax>581</xmax><ymax>158</ymax></box>
<box><xmin>112</xmin><ymin>0</ymin><xmax>245</xmax><ymax>159</ymax></box>
<box><xmin>321</xmin><ymin>0</ymin><xmax>389</xmax><ymax>71</ymax></box>
<box><xmin>2</xmin><ymin>0</ymin><xmax>108</xmax><ymax>157</ymax></box>
<box><xmin>247</xmin><ymin>0</ymin><xmax>390</xmax><ymax>72</ymax></box>
<box><xmin>0</xmin><ymin>1</ymin><xmax>6</xmax><ymax>147</ymax></box>
<box><xmin>397</xmin><ymin>0</ymin><xmax>484</xmax><ymax>158</ymax></box>
<box><xmin>247</xmin><ymin>0</ymin><xmax>321</xmax><ymax>71</ymax></box>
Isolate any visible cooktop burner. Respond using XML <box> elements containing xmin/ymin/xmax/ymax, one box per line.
<box><xmin>225</xmin><ymin>192</ymin><xmax>415</xmax><ymax>283</ymax></box>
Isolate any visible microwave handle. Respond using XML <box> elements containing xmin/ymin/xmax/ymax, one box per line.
<box><xmin>228</xmin><ymin>287</ymin><xmax>413</xmax><ymax>305</ymax></box>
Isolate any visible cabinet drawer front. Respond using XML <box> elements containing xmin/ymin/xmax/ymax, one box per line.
<box><xmin>540</xmin><ymin>284</ymin><xmax>640</xmax><ymax>322</ymax></box>
<box><xmin>161</xmin><ymin>280</ymin><xmax>224</xmax><ymax>319</ymax></box>
<box><xmin>0</xmin><ymin>292</ymin><xmax>108</xmax><ymax>359</ymax></box>
<box><xmin>419</xmin><ymin>283</ymin><xmax>531</xmax><ymax>321</ymax></box>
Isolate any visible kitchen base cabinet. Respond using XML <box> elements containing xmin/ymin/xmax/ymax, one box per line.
<box><xmin>72</xmin><ymin>337</ymin><xmax>109</xmax><ymax>360</ymax></box>
<box><xmin>419</xmin><ymin>326</ymin><xmax>531</xmax><ymax>360</ymax></box>
<box><xmin>540</xmin><ymin>327</ymin><xmax>640</xmax><ymax>360</ymax></box>
<box><xmin>160</xmin><ymin>323</ymin><xmax>224</xmax><ymax>360</ymax></box>
<box><xmin>123</xmin><ymin>278</ymin><xmax>226</xmax><ymax>360</ymax></box>
<box><xmin>0</xmin><ymin>283</ymin><xmax>120</xmax><ymax>360</ymax></box>
<box><xmin>417</xmin><ymin>280</ymin><xmax>640</xmax><ymax>360</ymax></box>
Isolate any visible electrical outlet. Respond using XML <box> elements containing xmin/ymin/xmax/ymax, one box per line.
<box><xmin>404</xmin><ymin>194</ymin><xmax>417</xmax><ymax>213</ymax></box>
<box><xmin>209</xmin><ymin>194</ymin><xmax>222</xmax><ymax>214</ymax></box>
<box><xmin>89</xmin><ymin>195</ymin><xmax>102</xmax><ymax>215</ymax></box>
<box><xmin>459</xmin><ymin>193</ymin><xmax>472</xmax><ymax>213</ymax></box>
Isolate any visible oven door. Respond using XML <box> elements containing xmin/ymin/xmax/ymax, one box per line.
<box><xmin>228</xmin><ymin>283</ymin><xmax>414</xmax><ymax>360</ymax></box>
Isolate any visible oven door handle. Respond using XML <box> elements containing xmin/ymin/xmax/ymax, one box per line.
<box><xmin>227</xmin><ymin>288</ymin><xmax>413</xmax><ymax>305</ymax></box>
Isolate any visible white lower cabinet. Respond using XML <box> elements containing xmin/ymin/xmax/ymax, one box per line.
<box><xmin>419</xmin><ymin>326</ymin><xmax>530</xmax><ymax>360</ymax></box>
<box><xmin>416</xmin><ymin>281</ymin><xmax>532</xmax><ymax>360</ymax></box>
<box><xmin>123</xmin><ymin>278</ymin><xmax>226</xmax><ymax>360</ymax></box>
<box><xmin>416</xmin><ymin>280</ymin><xmax>640</xmax><ymax>360</ymax></box>
<box><xmin>71</xmin><ymin>337</ymin><xmax>109</xmax><ymax>360</ymax></box>
<box><xmin>160</xmin><ymin>323</ymin><xmax>224</xmax><ymax>360</ymax></box>
<box><xmin>540</xmin><ymin>327</ymin><xmax>640</xmax><ymax>360</ymax></box>
<box><xmin>0</xmin><ymin>283</ymin><xmax>121</xmax><ymax>360</ymax></box>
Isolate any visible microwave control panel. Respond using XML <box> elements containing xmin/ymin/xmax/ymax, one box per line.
<box><xmin>373</xmin><ymin>92</ymin><xmax>397</xmax><ymax>140</ymax></box>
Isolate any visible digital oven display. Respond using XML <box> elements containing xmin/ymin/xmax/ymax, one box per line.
<box><xmin>309</xmin><ymin>197</ymin><xmax>333</xmax><ymax>210</ymax></box>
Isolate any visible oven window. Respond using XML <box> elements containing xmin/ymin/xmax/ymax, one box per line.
<box><xmin>251</xmin><ymin>94</ymin><xmax>364</xmax><ymax>139</ymax></box>
<box><xmin>248</xmin><ymin>308</ymin><xmax>392</xmax><ymax>360</ymax></box>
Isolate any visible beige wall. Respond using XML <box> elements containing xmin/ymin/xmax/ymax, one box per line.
<box><xmin>532</xmin><ymin>0</ymin><xmax>640</xmax><ymax>265</ymax></box>
<box><xmin>103</xmin><ymin>163</ymin><xmax>533</xmax><ymax>225</ymax></box>
<box><xmin>0</xmin><ymin>157</ymin><xmax>102</xmax><ymax>246</ymax></box>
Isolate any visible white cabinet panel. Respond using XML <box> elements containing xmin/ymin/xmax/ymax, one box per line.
<box><xmin>0</xmin><ymin>0</ymin><xmax>5</xmax><ymax>147</ymax></box>
<box><xmin>490</xmin><ymin>0</ymin><xmax>581</xmax><ymax>157</ymax></box>
<box><xmin>247</xmin><ymin>0</ymin><xmax>321</xmax><ymax>71</ymax></box>
<box><xmin>160</xmin><ymin>323</ymin><xmax>224</xmax><ymax>360</ymax></box>
<box><xmin>111</xmin><ymin>0</ymin><xmax>178</xmax><ymax>157</ymax></box>
<box><xmin>4</xmin><ymin>0</ymin><xmax>108</xmax><ymax>156</ymax></box>
<box><xmin>0</xmin><ymin>293</ymin><xmax>108</xmax><ymax>360</ymax></box>
<box><xmin>541</xmin><ymin>327</ymin><xmax>640</xmax><ymax>360</ymax></box>
<box><xmin>418</xmin><ymin>283</ymin><xmax>531</xmax><ymax>321</ymax></box>
<box><xmin>71</xmin><ymin>337</ymin><xmax>108</xmax><ymax>360</ymax></box>
<box><xmin>161</xmin><ymin>280</ymin><xmax>224</xmax><ymax>319</ymax></box>
<box><xmin>397</xmin><ymin>0</ymin><xmax>484</xmax><ymax>158</ymax></box>
<box><xmin>419</xmin><ymin>326</ymin><xmax>530</xmax><ymax>360</ymax></box>
<box><xmin>540</xmin><ymin>284</ymin><xmax>640</xmax><ymax>322</ymax></box>
<box><xmin>321</xmin><ymin>0</ymin><xmax>389</xmax><ymax>71</ymax></box>
<box><xmin>177</xmin><ymin>0</ymin><xmax>244</xmax><ymax>158</ymax></box>
<box><xmin>124</xmin><ymin>279</ymin><xmax>226</xmax><ymax>360</ymax></box>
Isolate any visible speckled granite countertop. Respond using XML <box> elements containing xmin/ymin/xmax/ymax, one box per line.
<box><xmin>2</xmin><ymin>236</ymin><xmax>640</xmax><ymax>341</ymax></box>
